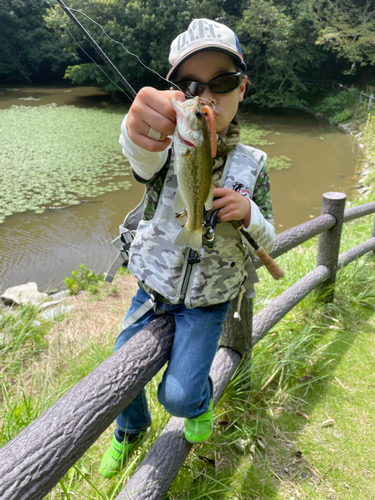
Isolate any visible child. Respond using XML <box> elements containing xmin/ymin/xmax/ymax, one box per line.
<box><xmin>100</xmin><ymin>18</ymin><xmax>276</xmax><ymax>478</ymax></box>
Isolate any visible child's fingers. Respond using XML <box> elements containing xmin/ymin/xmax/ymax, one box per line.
<box><xmin>127</xmin><ymin>88</ymin><xmax>184</xmax><ymax>150</ymax></box>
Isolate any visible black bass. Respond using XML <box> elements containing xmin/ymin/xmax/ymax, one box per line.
<box><xmin>171</xmin><ymin>96</ymin><xmax>215</xmax><ymax>252</ymax></box>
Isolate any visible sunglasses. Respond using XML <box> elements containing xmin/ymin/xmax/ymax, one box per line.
<box><xmin>173</xmin><ymin>72</ymin><xmax>243</xmax><ymax>98</ymax></box>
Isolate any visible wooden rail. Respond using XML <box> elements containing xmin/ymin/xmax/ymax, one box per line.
<box><xmin>0</xmin><ymin>193</ymin><xmax>375</xmax><ymax>500</ymax></box>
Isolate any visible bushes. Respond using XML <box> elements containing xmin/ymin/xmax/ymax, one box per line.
<box><xmin>314</xmin><ymin>87</ymin><xmax>360</xmax><ymax>123</ymax></box>
<box><xmin>64</xmin><ymin>264</ymin><xmax>105</xmax><ymax>295</ymax></box>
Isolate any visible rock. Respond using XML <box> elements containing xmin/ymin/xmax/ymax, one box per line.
<box><xmin>315</xmin><ymin>112</ymin><xmax>324</xmax><ymax>119</ymax></box>
<box><xmin>337</xmin><ymin>123</ymin><xmax>351</xmax><ymax>133</ymax></box>
<box><xmin>235</xmin><ymin>438</ymin><xmax>252</xmax><ymax>452</ymax></box>
<box><xmin>321</xmin><ymin>418</ymin><xmax>335</xmax><ymax>427</ymax></box>
<box><xmin>38</xmin><ymin>299</ymin><xmax>66</xmax><ymax>310</ymax></box>
<box><xmin>1</xmin><ymin>282</ymin><xmax>48</xmax><ymax>306</ymax></box>
<box><xmin>39</xmin><ymin>305</ymin><xmax>74</xmax><ymax>321</ymax></box>
<box><xmin>49</xmin><ymin>290</ymin><xmax>70</xmax><ymax>301</ymax></box>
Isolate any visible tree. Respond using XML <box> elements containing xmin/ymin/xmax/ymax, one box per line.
<box><xmin>311</xmin><ymin>0</ymin><xmax>375</xmax><ymax>74</ymax></box>
<box><xmin>0</xmin><ymin>0</ymin><xmax>76</xmax><ymax>83</ymax></box>
<box><xmin>236</xmin><ymin>0</ymin><xmax>327</xmax><ymax>106</ymax></box>
<box><xmin>45</xmin><ymin>0</ymin><xmax>229</xmax><ymax>93</ymax></box>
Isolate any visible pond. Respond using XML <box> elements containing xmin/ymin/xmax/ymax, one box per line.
<box><xmin>0</xmin><ymin>86</ymin><xmax>362</xmax><ymax>292</ymax></box>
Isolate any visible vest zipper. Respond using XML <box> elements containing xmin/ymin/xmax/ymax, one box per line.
<box><xmin>180</xmin><ymin>249</ymin><xmax>201</xmax><ymax>300</ymax></box>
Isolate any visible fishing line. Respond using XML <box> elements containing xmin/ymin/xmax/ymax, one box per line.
<box><xmin>46</xmin><ymin>0</ymin><xmax>216</xmax><ymax>111</ymax></box>
<box><xmin>47</xmin><ymin>0</ymin><xmax>134</xmax><ymax>101</ymax></box>
<box><xmin>61</xmin><ymin>5</ymin><xmax>215</xmax><ymax>107</ymax></box>
<box><xmin>68</xmin><ymin>8</ymin><xmax>184</xmax><ymax>93</ymax></box>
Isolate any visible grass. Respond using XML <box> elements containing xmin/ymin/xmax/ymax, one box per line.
<box><xmin>1</xmin><ymin>115</ymin><xmax>374</xmax><ymax>498</ymax></box>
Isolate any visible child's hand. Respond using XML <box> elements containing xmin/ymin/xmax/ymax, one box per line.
<box><xmin>212</xmin><ymin>188</ymin><xmax>251</xmax><ymax>228</ymax></box>
<box><xmin>126</xmin><ymin>87</ymin><xmax>185</xmax><ymax>152</ymax></box>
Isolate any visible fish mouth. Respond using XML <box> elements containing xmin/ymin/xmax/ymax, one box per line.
<box><xmin>178</xmin><ymin>132</ymin><xmax>195</xmax><ymax>147</ymax></box>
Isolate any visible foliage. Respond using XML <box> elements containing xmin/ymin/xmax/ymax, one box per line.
<box><xmin>45</xmin><ymin>0</ymin><xmax>197</xmax><ymax>92</ymax></box>
<box><xmin>0</xmin><ymin>0</ymin><xmax>75</xmax><ymax>83</ymax></box>
<box><xmin>266</xmin><ymin>155</ymin><xmax>291</xmax><ymax>170</ymax></box>
<box><xmin>64</xmin><ymin>264</ymin><xmax>105</xmax><ymax>295</ymax></box>
<box><xmin>0</xmin><ymin>305</ymin><xmax>50</xmax><ymax>376</ymax></box>
<box><xmin>310</xmin><ymin>0</ymin><xmax>375</xmax><ymax>74</ymax></box>
<box><xmin>0</xmin><ymin>103</ymin><xmax>131</xmax><ymax>223</ymax></box>
<box><xmin>237</xmin><ymin>0</ymin><xmax>327</xmax><ymax>107</ymax></box>
<box><xmin>314</xmin><ymin>87</ymin><xmax>360</xmax><ymax>123</ymax></box>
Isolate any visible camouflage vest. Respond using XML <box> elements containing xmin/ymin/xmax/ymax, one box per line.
<box><xmin>121</xmin><ymin>143</ymin><xmax>267</xmax><ymax>309</ymax></box>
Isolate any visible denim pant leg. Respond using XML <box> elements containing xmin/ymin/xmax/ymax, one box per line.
<box><xmin>114</xmin><ymin>287</ymin><xmax>158</xmax><ymax>434</ymax></box>
<box><xmin>157</xmin><ymin>300</ymin><xmax>231</xmax><ymax>419</ymax></box>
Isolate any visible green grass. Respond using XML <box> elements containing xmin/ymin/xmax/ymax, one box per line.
<box><xmin>1</xmin><ymin>114</ymin><xmax>374</xmax><ymax>498</ymax></box>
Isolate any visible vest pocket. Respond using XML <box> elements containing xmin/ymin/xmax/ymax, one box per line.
<box><xmin>128</xmin><ymin>220</ymin><xmax>187</xmax><ymax>302</ymax></box>
<box><xmin>185</xmin><ymin>224</ymin><xmax>246</xmax><ymax>308</ymax></box>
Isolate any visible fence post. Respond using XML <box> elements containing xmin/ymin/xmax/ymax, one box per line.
<box><xmin>316</xmin><ymin>192</ymin><xmax>347</xmax><ymax>302</ymax></box>
<box><xmin>359</xmin><ymin>91</ymin><xmax>363</xmax><ymax>103</ymax></box>
<box><xmin>368</xmin><ymin>94</ymin><xmax>374</xmax><ymax>110</ymax></box>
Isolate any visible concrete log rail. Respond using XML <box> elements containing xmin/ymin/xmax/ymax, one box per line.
<box><xmin>316</xmin><ymin>192</ymin><xmax>346</xmax><ymax>302</ymax></box>
<box><xmin>0</xmin><ymin>316</ymin><xmax>175</xmax><ymax>500</ymax></box>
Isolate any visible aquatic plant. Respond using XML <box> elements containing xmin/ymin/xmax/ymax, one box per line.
<box><xmin>0</xmin><ymin>104</ymin><xmax>132</xmax><ymax>223</ymax></box>
<box><xmin>240</xmin><ymin>123</ymin><xmax>291</xmax><ymax>170</ymax></box>
<box><xmin>240</xmin><ymin>122</ymin><xmax>275</xmax><ymax>147</ymax></box>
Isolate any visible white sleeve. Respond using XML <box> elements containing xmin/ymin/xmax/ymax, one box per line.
<box><xmin>243</xmin><ymin>199</ymin><xmax>276</xmax><ymax>254</ymax></box>
<box><xmin>119</xmin><ymin>114</ymin><xmax>169</xmax><ymax>180</ymax></box>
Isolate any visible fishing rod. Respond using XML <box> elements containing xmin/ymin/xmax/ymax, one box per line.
<box><xmin>54</xmin><ymin>0</ymin><xmax>137</xmax><ymax>99</ymax></box>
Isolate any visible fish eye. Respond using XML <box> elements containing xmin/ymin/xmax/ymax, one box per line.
<box><xmin>195</xmin><ymin>110</ymin><xmax>203</xmax><ymax>119</ymax></box>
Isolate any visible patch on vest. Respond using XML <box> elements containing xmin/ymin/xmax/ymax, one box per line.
<box><xmin>233</xmin><ymin>182</ymin><xmax>250</xmax><ymax>197</ymax></box>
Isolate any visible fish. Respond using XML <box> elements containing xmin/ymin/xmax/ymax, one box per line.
<box><xmin>170</xmin><ymin>96</ymin><xmax>215</xmax><ymax>252</ymax></box>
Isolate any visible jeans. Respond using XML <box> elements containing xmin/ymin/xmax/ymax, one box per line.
<box><xmin>114</xmin><ymin>286</ymin><xmax>230</xmax><ymax>434</ymax></box>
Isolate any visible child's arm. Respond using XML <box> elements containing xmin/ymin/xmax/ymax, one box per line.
<box><xmin>212</xmin><ymin>166</ymin><xmax>276</xmax><ymax>253</ymax></box>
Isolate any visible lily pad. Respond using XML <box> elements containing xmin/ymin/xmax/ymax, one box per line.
<box><xmin>0</xmin><ymin>104</ymin><xmax>131</xmax><ymax>223</ymax></box>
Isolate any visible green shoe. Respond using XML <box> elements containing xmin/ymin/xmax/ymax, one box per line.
<box><xmin>184</xmin><ymin>399</ymin><xmax>214</xmax><ymax>444</ymax></box>
<box><xmin>99</xmin><ymin>431</ymin><xmax>147</xmax><ymax>478</ymax></box>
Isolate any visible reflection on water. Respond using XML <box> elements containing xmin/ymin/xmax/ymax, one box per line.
<box><xmin>0</xmin><ymin>86</ymin><xmax>362</xmax><ymax>292</ymax></box>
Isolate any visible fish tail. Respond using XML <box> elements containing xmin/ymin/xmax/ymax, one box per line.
<box><xmin>174</xmin><ymin>225</ymin><xmax>202</xmax><ymax>252</ymax></box>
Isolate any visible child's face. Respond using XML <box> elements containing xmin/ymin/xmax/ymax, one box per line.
<box><xmin>175</xmin><ymin>51</ymin><xmax>246</xmax><ymax>136</ymax></box>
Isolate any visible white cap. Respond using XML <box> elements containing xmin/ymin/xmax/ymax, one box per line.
<box><xmin>167</xmin><ymin>19</ymin><xmax>247</xmax><ymax>81</ymax></box>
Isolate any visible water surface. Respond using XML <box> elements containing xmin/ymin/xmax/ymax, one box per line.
<box><xmin>0</xmin><ymin>86</ymin><xmax>361</xmax><ymax>291</ymax></box>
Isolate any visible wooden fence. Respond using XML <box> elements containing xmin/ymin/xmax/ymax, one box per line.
<box><xmin>1</xmin><ymin>192</ymin><xmax>375</xmax><ymax>500</ymax></box>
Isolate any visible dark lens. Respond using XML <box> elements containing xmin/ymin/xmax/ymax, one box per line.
<box><xmin>177</xmin><ymin>80</ymin><xmax>204</xmax><ymax>97</ymax></box>
<box><xmin>210</xmin><ymin>74</ymin><xmax>240</xmax><ymax>94</ymax></box>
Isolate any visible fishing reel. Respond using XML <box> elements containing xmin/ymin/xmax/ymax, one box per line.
<box><xmin>174</xmin><ymin>207</ymin><xmax>218</xmax><ymax>250</ymax></box>
<box><xmin>202</xmin><ymin>209</ymin><xmax>219</xmax><ymax>249</ymax></box>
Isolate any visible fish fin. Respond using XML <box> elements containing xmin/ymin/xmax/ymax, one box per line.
<box><xmin>173</xmin><ymin>187</ymin><xmax>186</xmax><ymax>214</ymax></box>
<box><xmin>174</xmin><ymin>226</ymin><xmax>202</xmax><ymax>252</ymax></box>
<box><xmin>204</xmin><ymin>184</ymin><xmax>213</xmax><ymax>210</ymax></box>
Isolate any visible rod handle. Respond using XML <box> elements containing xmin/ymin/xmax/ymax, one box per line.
<box><xmin>255</xmin><ymin>246</ymin><xmax>285</xmax><ymax>280</ymax></box>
